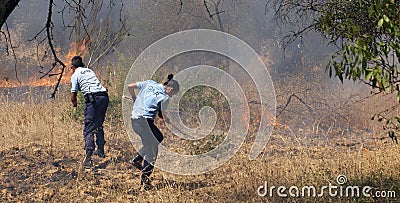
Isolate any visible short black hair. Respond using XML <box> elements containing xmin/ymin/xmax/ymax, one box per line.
<box><xmin>165</xmin><ymin>79</ymin><xmax>179</xmax><ymax>94</ymax></box>
<box><xmin>164</xmin><ymin>74</ymin><xmax>179</xmax><ymax>94</ymax></box>
<box><xmin>71</xmin><ymin>56</ymin><xmax>85</xmax><ymax>67</ymax></box>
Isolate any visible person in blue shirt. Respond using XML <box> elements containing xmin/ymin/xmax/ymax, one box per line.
<box><xmin>127</xmin><ymin>74</ymin><xmax>179</xmax><ymax>189</ymax></box>
<box><xmin>70</xmin><ymin>56</ymin><xmax>109</xmax><ymax>169</ymax></box>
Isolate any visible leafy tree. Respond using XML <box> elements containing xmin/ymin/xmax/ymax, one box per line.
<box><xmin>267</xmin><ymin>0</ymin><xmax>400</xmax><ymax>140</ymax></box>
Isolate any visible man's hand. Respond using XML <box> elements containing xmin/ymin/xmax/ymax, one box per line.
<box><xmin>70</xmin><ymin>92</ymin><xmax>78</xmax><ymax>107</ymax></box>
<box><xmin>128</xmin><ymin>83</ymin><xmax>137</xmax><ymax>100</ymax></box>
<box><xmin>122</xmin><ymin>95</ymin><xmax>135</xmax><ymax>101</ymax></box>
<box><xmin>156</xmin><ymin>117</ymin><xmax>167</xmax><ymax>128</ymax></box>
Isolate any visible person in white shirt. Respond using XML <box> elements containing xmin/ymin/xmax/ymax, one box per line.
<box><xmin>70</xmin><ymin>56</ymin><xmax>109</xmax><ymax>169</ymax></box>
<box><xmin>127</xmin><ymin>74</ymin><xmax>179</xmax><ymax>189</ymax></box>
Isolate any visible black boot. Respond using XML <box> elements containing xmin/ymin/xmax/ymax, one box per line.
<box><xmin>82</xmin><ymin>150</ymin><xmax>93</xmax><ymax>169</ymax></box>
<box><xmin>129</xmin><ymin>154</ymin><xmax>143</xmax><ymax>170</ymax></box>
<box><xmin>140</xmin><ymin>174</ymin><xmax>152</xmax><ymax>190</ymax></box>
<box><xmin>95</xmin><ymin>146</ymin><xmax>105</xmax><ymax>158</ymax></box>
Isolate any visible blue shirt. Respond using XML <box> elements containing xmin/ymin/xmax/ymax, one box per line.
<box><xmin>131</xmin><ymin>80</ymin><xmax>169</xmax><ymax>120</ymax></box>
<box><xmin>71</xmin><ymin>67</ymin><xmax>107</xmax><ymax>95</ymax></box>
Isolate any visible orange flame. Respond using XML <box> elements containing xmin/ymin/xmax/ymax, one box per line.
<box><xmin>0</xmin><ymin>40</ymin><xmax>88</xmax><ymax>88</ymax></box>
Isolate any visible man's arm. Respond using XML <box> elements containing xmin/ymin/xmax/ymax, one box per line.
<box><xmin>158</xmin><ymin>99</ymin><xmax>170</xmax><ymax>122</ymax></box>
<box><xmin>71</xmin><ymin>92</ymin><xmax>78</xmax><ymax>107</ymax></box>
<box><xmin>158</xmin><ymin>110</ymin><xmax>164</xmax><ymax>119</ymax></box>
<box><xmin>127</xmin><ymin>83</ymin><xmax>137</xmax><ymax>100</ymax></box>
<box><xmin>70</xmin><ymin>72</ymin><xmax>79</xmax><ymax>108</ymax></box>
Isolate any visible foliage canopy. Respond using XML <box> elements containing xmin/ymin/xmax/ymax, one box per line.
<box><xmin>268</xmin><ymin>0</ymin><xmax>400</xmax><ymax>137</ymax></box>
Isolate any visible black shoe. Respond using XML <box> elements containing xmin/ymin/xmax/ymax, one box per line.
<box><xmin>95</xmin><ymin>148</ymin><xmax>105</xmax><ymax>158</ymax></box>
<box><xmin>129</xmin><ymin>154</ymin><xmax>143</xmax><ymax>170</ymax></box>
<box><xmin>129</xmin><ymin>159</ymin><xmax>143</xmax><ymax>170</ymax></box>
<box><xmin>133</xmin><ymin>161</ymin><xmax>143</xmax><ymax>170</ymax></box>
<box><xmin>82</xmin><ymin>150</ymin><xmax>93</xmax><ymax>169</ymax></box>
<box><xmin>141</xmin><ymin>175</ymin><xmax>152</xmax><ymax>190</ymax></box>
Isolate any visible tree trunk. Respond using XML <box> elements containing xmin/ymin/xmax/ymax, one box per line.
<box><xmin>0</xmin><ymin>0</ymin><xmax>20</xmax><ymax>28</ymax></box>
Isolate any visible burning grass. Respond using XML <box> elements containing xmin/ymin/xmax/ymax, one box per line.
<box><xmin>0</xmin><ymin>94</ymin><xmax>399</xmax><ymax>202</ymax></box>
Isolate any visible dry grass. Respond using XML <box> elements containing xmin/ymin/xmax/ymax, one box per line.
<box><xmin>0</xmin><ymin>92</ymin><xmax>399</xmax><ymax>202</ymax></box>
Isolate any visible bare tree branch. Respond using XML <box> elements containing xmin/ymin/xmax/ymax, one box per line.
<box><xmin>0</xmin><ymin>0</ymin><xmax>20</xmax><ymax>28</ymax></box>
<box><xmin>46</xmin><ymin>0</ymin><xmax>67</xmax><ymax>99</ymax></box>
<box><xmin>276</xmin><ymin>93</ymin><xmax>314</xmax><ymax>117</ymax></box>
<box><xmin>5</xmin><ymin>21</ymin><xmax>20</xmax><ymax>84</ymax></box>
<box><xmin>0</xmin><ymin>0</ymin><xmax>128</xmax><ymax>95</ymax></box>
<box><xmin>177</xmin><ymin>0</ymin><xmax>183</xmax><ymax>15</ymax></box>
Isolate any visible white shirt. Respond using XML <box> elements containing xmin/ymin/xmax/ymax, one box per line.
<box><xmin>131</xmin><ymin>80</ymin><xmax>169</xmax><ymax>120</ymax></box>
<box><xmin>71</xmin><ymin>67</ymin><xmax>107</xmax><ymax>95</ymax></box>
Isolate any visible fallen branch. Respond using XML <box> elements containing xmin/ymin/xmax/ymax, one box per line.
<box><xmin>276</xmin><ymin>92</ymin><xmax>313</xmax><ymax>117</ymax></box>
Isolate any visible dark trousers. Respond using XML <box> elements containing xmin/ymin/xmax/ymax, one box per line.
<box><xmin>131</xmin><ymin>118</ymin><xmax>163</xmax><ymax>177</ymax></box>
<box><xmin>84</xmin><ymin>95</ymin><xmax>109</xmax><ymax>151</ymax></box>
